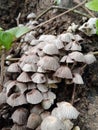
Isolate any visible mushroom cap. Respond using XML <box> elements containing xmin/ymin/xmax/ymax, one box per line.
<box><xmin>22</xmin><ymin>63</ymin><xmax>37</xmax><ymax>72</ymax></box>
<box><xmin>43</xmin><ymin>44</ymin><xmax>59</xmax><ymax>55</ymax></box>
<box><xmin>27</xmin><ymin>12</ymin><xmax>36</xmax><ymax>19</ymax></box>
<box><xmin>84</xmin><ymin>53</ymin><xmax>96</xmax><ymax>64</ymax></box>
<box><xmin>41</xmin><ymin>116</ymin><xmax>65</xmax><ymax>130</ymax></box>
<box><xmin>0</xmin><ymin>91</ymin><xmax>6</xmax><ymax>105</ymax></box>
<box><xmin>60</xmin><ymin>55</ymin><xmax>74</xmax><ymax>63</ymax></box>
<box><xmin>37</xmin><ymin>84</ymin><xmax>48</xmax><ymax>92</ymax></box>
<box><xmin>54</xmin><ymin>66</ymin><xmax>73</xmax><ymax>79</ymax></box>
<box><xmin>7</xmin><ymin>93</ymin><xmax>27</xmax><ymax>107</ymax></box>
<box><xmin>54</xmin><ymin>38</ymin><xmax>64</xmax><ymax>49</ymax></box>
<box><xmin>11</xmin><ymin>124</ymin><xmax>27</xmax><ymax>130</ymax></box>
<box><xmin>73</xmin><ymin>73</ymin><xmax>84</xmax><ymax>84</ymax></box>
<box><xmin>26</xmin><ymin>89</ymin><xmax>43</xmax><ymax>104</ymax></box>
<box><xmin>7</xmin><ymin>62</ymin><xmax>21</xmax><ymax>73</ymax></box>
<box><xmin>52</xmin><ymin>101</ymin><xmax>79</xmax><ymax>120</ymax></box>
<box><xmin>58</xmin><ymin>33</ymin><xmax>75</xmax><ymax>43</ymax></box>
<box><xmin>30</xmin><ymin>104</ymin><xmax>44</xmax><ymax>114</ymax></box>
<box><xmin>68</xmin><ymin>51</ymin><xmax>85</xmax><ymax>62</ymax></box>
<box><xmin>11</xmin><ymin>108</ymin><xmax>28</xmax><ymax>125</ymax></box>
<box><xmin>31</xmin><ymin>73</ymin><xmax>46</xmax><ymax>84</ymax></box>
<box><xmin>42</xmin><ymin>99</ymin><xmax>54</xmax><ymax>110</ymax></box>
<box><xmin>39</xmin><ymin>35</ymin><xmax>56</xmax><ymax>43</ymax></box>
<box><xmin>37</xmin><ymin>56</ymin><xmax>60</xmax><ymax>71</ymax></box>
<box><xmin>27</xmin><ymin>113</ymin><xmax>42</xmax><ymax>129</ymax></box>
<box><xmin>63</xmin><ymin>119</ymin><xmax>73</xmax><ymax>130</ymax></box>
<box><xmin>40</xmin><ymin>111</ymin><xmax>50</xmax><ymax>120</ymax></box>
<box><xmin>17</xmin><ymin>72</ymin><xmax>31</xmax><ymax>82</ymax></box>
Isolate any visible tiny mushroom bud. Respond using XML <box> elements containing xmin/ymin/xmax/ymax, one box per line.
<box><xmin>27</xmin><ymin>113</ymin><xmax>42</xmax><ymax>129</ymax></box>
<box><xmin>26</xmin><ymin>89</ymin><xmax>43</xmax><ymax>104</ymax></box>
<box><xmin>73</xmin><ymin>126</ymin><xmax>80</xmax><ymax>130</ymax></box>
<box><xmin>41</xmin><ymin>116</ymin><xmax>65</xmax><ymax>130</ymax></box>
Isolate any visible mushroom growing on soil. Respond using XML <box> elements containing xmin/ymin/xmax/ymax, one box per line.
<box><xmin>52</xmin><ymin>101</ymin><xmax>79</xmax><ymax>120</ymax></box>
<box><xmin>41</xmin><ymin>116</ymin><xmax>65</xmax><ymax>130</ymax></box>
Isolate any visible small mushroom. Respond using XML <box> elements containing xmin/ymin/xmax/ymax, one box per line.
<box><xmin>40</xmin><ymin>111</ymin><xmax>50</xmax><ymax>120</ymax></box>
<box><xmin>37</xmin><ymin>56</ymin><xmax>60</xmax><ymax>71</ymax></box>
<box><xmin>27</xmin><ymin>12</ymin><xmax>36</xmax><ymax>19</ymax></box>
<box><xmin>37</xmin><ymin>84</ymin><xmax>48</xmax><ymax>92</ymax></box>
<box><xmin>7</xmin><ymin>93</ymin><xmax>27</xmax><ymax>107</ymax></box>
<box><xmin>84</xmin><ymin>53</ymin><xmax>96</xmax><ymax>64</ymax></box>
<box><xmin>26</xmin><ymin>89</ymin><xmax>43</xmax><ymax>104</ymax></box>
<box><xmin>63</xmin><ymin>119</ymin><xmax>73</xmax><ymax>130</ymax></box>
<box><xmin>41</xmin><ymin>116</ymin><xmax>65</xmax><ymax>130</ymax></box>
<box><xmin>52</xmin><ymin>101</ymin><xmax>79</xmax><ymax>120</ymax></box>
<box><xmin>11</xmin><ymin>108</ymin><xmax>28</xmax><ymax>125</ymax></box>
<box><xmin>17</xmin><ymin>72</ymin><xmax>31</xmax><ymax>82</ymax></box>
<box><xmin>27</xmin><ymin>113</ymin><xmax>42</xmax><ymax>129</ymax></box>
<box><xmin>43</xmin><ymin>44</ymin><xmax>59</xmax><ymax>55</ymax></box>
<box><xmin>73</xmin><ymin>126</ymin><xmax>80</xmax><ymax>130</ymax></box>
<box><xmin>31</xmin><ymin>73</ymin><xmax>46</xmax><ymax>84</ymax></box>
<box><xmin>11</xmin><ymin>124</ymin><xmax>27</xmax><ymax>130</ymax></box>
<box><xmin>22</xmin><ymin>63</ymin><xmax>37</xmax><ymax>72</ymax></box>
<box><xmin>73</xmin><ymin>73</ymin><xmax>84</xmax><ymax>84</ymax></box>
<box><xmin>54</xmin><ymin>66</ymin><xmax>73</xmax><ymax>79</ymax></box>
<box><xmin>30</xmin><ymin>104</ymin><xmax>44</xmax><ymax>114</ymax></box>
<box><xmin>7</xmin><ymin>62</ymin><xmax>21</xmax><ymax>73</ymax></box>
<box><xmin>39</xmin><ymin>35</ymin><xmax>56</xmax><ymax>43</ymax></box>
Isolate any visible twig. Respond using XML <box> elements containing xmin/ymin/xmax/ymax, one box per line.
<box><xmin>0</xmin><ymin>49</ymin><xmax>5</xmax><ymax>87</ymax></box>
<box><xmin>36</xmin><ymin>5</ymin><xmax>91</xmax><ymax>20</ymax></box>
<box><xmin>16</xmin><ymin>13</ymin><xmax>21</xmax><ymax>26</ymax></box>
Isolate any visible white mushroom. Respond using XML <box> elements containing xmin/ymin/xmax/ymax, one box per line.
<box><xmin>52</xmin><ymin>101</ymin><xmax>79</xmax><ymax>120</ymax></box>
<box><xmin>26</xmin><ymin>89</ymin><xmax>43</xmax><ymax>104</ymax></box>
<box><xmin>11</xmin><ymin>108</ymin><xmax>28</xmax><ymax>125</ymax></box>
<box><xmin>17</xmin><ymin>72</ymin><xmax>31</xmax><ymax>82</ymax></box>
<box><xmin>27</xmin><ymin>113</ymin><xmax>42</xmax><ymax>129</ymax></box>
<box><xmin>84</xmin><ymin>53</ymin><xmax>96</xmax><ymax>64</ymax></box>
<box><xmin>11</xmin><ymin>124</ymin><xmax>27</xmax><ymax>130</ymax></box>
<box><xmin>7</xmin><ymin>62</ymin><xmax>21</xmax><ymax>73</ymax></box>
<box><xmin>27</xmin><ymin>12</ymin><xmax>36</xmax><ymax>19</ymax></box>
<box><xmin>73</xmin><ymin>73</ymin><xmax>84</xmax><ymax>84</ymax></box>
<box><xmin>41</xmin><ymin>116</ymin><xmax>65</xmax><ymax>130</ymax></box>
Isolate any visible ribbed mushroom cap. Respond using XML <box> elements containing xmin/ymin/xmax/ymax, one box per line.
<box><xmin>7</xmin><ymin>93</ymin><xmax>27</xmax><ymax>107</ymax></box>
<box><xmin>54</xmin><ymin>66</ymin><xmax>73</xmax><ymax>79</ymax></box>
<box><xmin>41</xmin><ymin>116</ymin><xmax>65</xmax><ymax>130</ymax></box>
<box><xmin>11</xmin><ymin>124</ymin><xmax>27</xmax><ymax>130</ymax></box>
<box><xmin>65</xmin><ymin>41</ymin><xmax>81</xmax><ymax>51</ymax></box>
<box><xmin>27</xmin><ymin>113</ymin><xmax>42</xmax><ymax>129</ymax></box>
<box><xmin>73</xmin><ymin>73</ymin><xmax>84</xmax><ymax>84</ymax></box>
<box><xmin>17</xmin><ymin>72</ymin><xmax>31</xmax><ymax>83</ymax></box>
<box><xmin>30</xmin><ymin>104</ymin><xmax>44</xmax><ymax>114</ymax></box>
<box><xmin>63</xmin><ymin>119</ymin><xmax>73</xmax><ymax>130</ymax></box>
<box><xmin>74</xmin><ymin>34</ymin><xmax>83</xmax><ymax>41</ymax></box>
<box><xmin>37</xmin><ymin>84</ymin><xmax>48</xmax><ymax>92</ymax></box>
<box><xmin>40</xmin><ymin>111</ymin><xmax>50</xmax><ymax>120</ymax></box>
<box><xmin>7</xmin><ymin>62</ymin><xmax>21</xmax><ymax>73</ymax></box>
<box><xmin>26</xmin><ymin>89</ymin><xmax>43</xmax><ymax>104</ymax></box>
<box><xmin>43</xmin><ymin>44</ymin><xmax>59</xmax><ymax>55</ymax></box>
<box><xmin>30</xmin><ymin>39</ymin><xmax>39</xmax><ymax>46</ymax></box>
<box><xmin>22</xmin><ymin>63</ymin><xmax>37</xmax><ymax>72</ymax></box>
<box><xmin>54</xmin><ymin>38</ymin><xmax>64</xmax><ymax>49</ymax></box>
<box><xmin>37</xmin><ymin>66</ymin><xmax>47</xmax><ymax>73</ymax></box>
<box><xmin>15</xmin><ymin>82</ymin><xmax>27</xmax><ymax>94</ymax></box>
<box><xmin>42</xmin><ymin>99</ymin><xmax>54</xmax><ymax>110</ymax></box>
<box><xmin>43</xmin><ymin>91</ymin><xmax>56</xmax><ymax>100</ymax></box>
<box><xmin>68</xmin><ymin>51</ymin><xmax>85</xmax><ymax>62</ymax></box>
<box><xmin>60</xmin><ymin>55</ymin><xmax>74</xmax><ymax>63</ymax></box>
<box><xmin>11</xmin><ymin>108</ymin><xmax>28</xmax><ymax>125</ymax></box>
<box><xmin>58</xmin><ymin>33</ymin><xmax>75</xmax><ymax>43</ymax></box>
<box><xmin>84</xmin><ymin>53</ymin><xmax>96</xmax><ymax>64</ymax></box>
<box><xmin>39</xmin><ymin>35</ymin><xmax>56</xmax><ymax>43</ymax></box>
<box><xmin>52</xmin><ymin>101</ymin><xmax>79</xmax><ymax>120</ymax></box>
<box><xmin>37</xmin><ymin>56</ymin><xmax>60</xmax><ymax>71</ymax></box>
<box><xmin>31</xmin><ymin>73</ymin><xmax>46</xmax><ymax>84</ymax></box>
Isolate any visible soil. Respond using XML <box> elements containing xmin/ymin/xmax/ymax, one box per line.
<box><xmin>0</xmin><ymin>0</ymin><xmax>98</xmax><ymax>130</ymax></box>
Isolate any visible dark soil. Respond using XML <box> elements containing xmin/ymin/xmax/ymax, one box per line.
<box><xmin>0</xmin><ymin>0</ymin><xmax>98</xmax><ymax>130</ymax></box>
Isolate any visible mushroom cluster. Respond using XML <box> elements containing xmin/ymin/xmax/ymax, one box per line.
<box><xmin>0</xmin><ymin>13</ymin><xmax>97</xmax><ymax>130</ymax></box>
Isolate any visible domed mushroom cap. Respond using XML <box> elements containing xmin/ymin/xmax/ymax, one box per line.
<box><xmin>54</xmin><ymin>38</ymin><xmax>64</xmax><ymax>49</ymax></box>
<box><xmin>37</xmin><ymin>84</ymin><xmax>48</xmax><ymax>92</ymax></box>
<box><xmin>42</xmin><ymin>99</ymin><xmax>54</xmax><ymax>110</ymax></box>
<box><xmin>7</xmin><ymin>93</ymin><xmax>27</xmax><ymax>107</ymax></box>
<box><xmin>31</xmin><ymin>73</ymin><xmax>46</xmax><ymax>84</ymax></box>
<box><xmin>43</xmin><ymin>44</ymin><xmax>59</xmax><ymax>55</ymax></box>
<box><xmin>11</xmin><ymin>124</ymin><xmax>27</xmax><ymax>130</ymax></box>
<box><xmin>84</xmin><ymin>53</ymin><xmax>96</xmax><ymax>64</ymax></box>
<box><xmin>63</xmin><ymin>119</ymin><xmax>73</xmax><ymax>130</ymax></box>
<box><xmin>17</xmin><ymin>72</ymin><xmax>31</xmax><ymax>83</ymax></box>
<box><xmin>37</xmin><ymin>56</ymin><xmax>60</xmax><ymax>71</ymax></box>
<box><xmin>58</xmin><ymin>33</ymin><xmax>75</xmax><ymax>43</ymax></box>
<box><xmin>22</xmin><ymin>63</ymin><xmax>37</xmax><ymax>72</ymax></box>
<box><xmin>11</xmin><ymin>108</ymin><xmax>28</xmax><ymax>125</ymax></box>
<box><xmin>27</xmin><ymin>113</ymin><xmax>42</xmax><ymax>129</ymax></box>
<box><xmin>73</xmin><ymin>73</ymin><xmax>84</xmax><ymax>84</ymax></box>
<box><xmin>39</xmin><ymin>35</ymin><xmax>56</xmax><ymax>43</ymax></box>
<box><xmin>52</xmin><ymin>101</ymin><xmax>79</xmax><ymax>120</ymax></box>
<box><xmin>41</xmin><ymin>116</ymin><xmax>65</xmax><ymax>130</ymax></box>
<box><xmin>27</xmin><ymin>12</ymin><xmax>36</xmax><ymax>19</ymax></box>
<box><xmin>68</xmin><ymin>51</ymin><xmax>85</xmax><ymax>62</ymax></box>
<box><xmin>26</xmin><ymin>89</ymin><xmax>43</xmax><ymax>104</ymax></box>
<box><xmin>54</xmin><ymin>66</ymin><xmax>73</xmax><ymax>79</ymax></box>
<box><xmin>30</xmin><ymin>104</ymin><xmax>44</xmax><ymax>114</ymax></box>
<box><xmin>60</xmin><ymin>55</ymin><xmax>74</xmax><ymax>63</ymax></box>
<box><xmin>7</xmin><ymin>62</ymin><xmax>21</xmax><ymax>73</ymax></box>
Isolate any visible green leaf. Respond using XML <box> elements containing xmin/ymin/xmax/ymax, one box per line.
<box><xmin>6</xmin><ymin>26</ymin><xmax>30</xmax><ymax>39</ymax></box>
<box><xmin>85</xmin><ymin>0</ymin><xmax>98</xmax><ymax>11</ymax></box>
<box><xmin>96</xmin><ymin>19</ymin><xmax>98</xmax><ymax>35</ymax></box>
<box><xmin>0</xmin><ymin>31</ymin><xmax>14</xmax><ymax>50</ymax></box>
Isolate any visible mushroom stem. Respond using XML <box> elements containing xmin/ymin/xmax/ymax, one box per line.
<box><xmin>71</xmin><ymin>84</ymin><xmax>76</xmax><ymax>105</ymax></box>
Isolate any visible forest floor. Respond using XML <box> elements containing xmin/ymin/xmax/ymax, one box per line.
<box><xmin>0</xmin><ymin>0</ymin><xmax>98</xmax><ymax>130</ymax></box>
